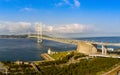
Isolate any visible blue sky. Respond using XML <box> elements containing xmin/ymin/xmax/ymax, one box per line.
<box><xmin>0</xmin><ymin>0</ymin><xmax>120</xmax><ymax>37</ymax></box>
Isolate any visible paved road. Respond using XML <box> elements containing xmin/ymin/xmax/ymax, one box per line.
<box><xmin>41</xmin><ymin>53</ymin><xmax>55</xmax><ymax>61</ymax></box>
<box><xmin>30</xmin><ymin>63</ymin><xmax>40</xmax><ymax>73</ymax></box>
<box><xmin>102</xmin><ymin>64</ymin><xmax>120</xmax><ymax>75</ymax></box>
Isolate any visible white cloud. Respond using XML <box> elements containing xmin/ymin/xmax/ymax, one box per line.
<box><xmin>74</xmin><ymin>0</ymin><xmax>80</xmax><ymax>7</ymax></box>
<box><xmin>43</xmin><ymin>24</ymin><xmax>95</xmax><ymax>34</ymax></box>
<box><xmin>0</xmin><ymin>21</ymin><xmax>95</xmax><ymax>35</ymax></box>
<box><xmin>55</xmin><ymin>0</ymin><xmax>80</xmax><ymax>8</ymax></box>
<box><xmin>63</xmin><ymin>0</ymin><xmax>70</xmax><ymax>4</ymax></box>
<box><xmin>21</xmin><ymin>7</ymin><xmax>33</xmax><ymax>12</ymax></box>
<box><xmin>0</xmin><ymin>21</ymin><xmax>35</xmax><ymax>35</ymax></box>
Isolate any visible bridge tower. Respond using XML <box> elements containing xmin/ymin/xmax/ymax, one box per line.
<box><xmin>36</xmin><ymin>23</ymin><xmax>42</xmax><ymax>44</ymax></box>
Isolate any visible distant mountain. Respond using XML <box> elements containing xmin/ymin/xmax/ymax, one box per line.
<box><xmin>0</xmin><ymin>35</ymin><xmax>28</xmax><ymax>38</ymax></box>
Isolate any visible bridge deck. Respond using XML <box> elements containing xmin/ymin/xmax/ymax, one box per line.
<box><xmin>28</xmin><ymin>35</ymin><xmax>120</xmax><ymax>46</ymax></box>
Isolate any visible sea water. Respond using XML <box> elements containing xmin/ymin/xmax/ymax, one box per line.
<box><xmin>0</xmin><ymin>37</ymin><xmax>120</xmax><ymax>61</ymax></box>
<box><xmin>0</xmin><ymin>38</ymin><xmax>76</xmax><ymax>61</ymax></box>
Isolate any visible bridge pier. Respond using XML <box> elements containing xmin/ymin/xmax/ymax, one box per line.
<box><xmin>102</xmin><ymin>45</ymin><xmax>107</xmax><ymax>55</ymax></box>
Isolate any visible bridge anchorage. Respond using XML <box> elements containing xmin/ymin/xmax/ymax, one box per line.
<box><xmin>36</xmin><ymin>23</ymin><xmax>42</xmax><ymax>44</ymax></box>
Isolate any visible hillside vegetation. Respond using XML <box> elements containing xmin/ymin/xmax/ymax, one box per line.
<box><xmin>37</xmin><ymin>57</ymin><xmax>120</xmax><ymax>75</ymax></box>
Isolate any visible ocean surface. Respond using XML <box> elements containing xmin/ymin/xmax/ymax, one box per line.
<box><xmin>0</xmin><ymin>38</ymin><xmax>76</xmax><ymax>61</ymax></box>
<box><xmin>0</xmin><ymin>37</ymin><xmax>120</xmax><ymax>61</ymax></box>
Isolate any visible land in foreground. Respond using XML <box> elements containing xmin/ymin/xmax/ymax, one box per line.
<box><xmin>0</xmin><ymin>51</ymin><xmax>120</xmax><ymax>75</ymax></box>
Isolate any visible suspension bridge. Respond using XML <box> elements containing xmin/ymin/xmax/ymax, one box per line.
<box><xmin>28</xmin><ymin>23</ymin><xmax>120</xmax><ymax>58</ymax></box>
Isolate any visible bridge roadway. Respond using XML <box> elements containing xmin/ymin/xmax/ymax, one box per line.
<box><xmin>28</xmin><ymin>35</ymin><xmax>120</xmax><ymax>46</ymax></box>
<box><xmin>42</xmin><ymin>36</ymin><xmax>120</xmax><ymax>46</ymax></box>
<box><xmin>42</xmin><ymin>37</ymin><xmax>78</xmax><ymax>45</ymax></box>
